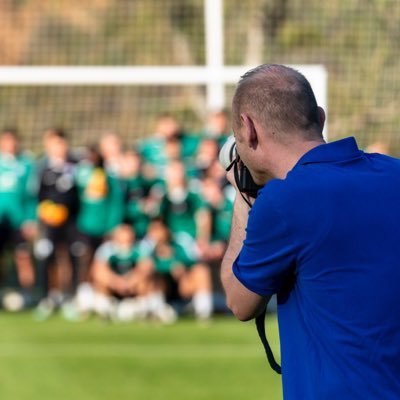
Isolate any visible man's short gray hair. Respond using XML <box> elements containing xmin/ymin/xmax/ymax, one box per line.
<box><xmin>232</xmin><ymin>64</ymin><xmax>323</xmax><ymax>140</ymax></box>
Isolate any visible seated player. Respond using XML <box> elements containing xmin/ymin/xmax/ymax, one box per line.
<box><xmin>92</xmin><ymin>224</ymin><xmax>175</xmax><ymax>322</ymax></box>
<box><xmin>140</xmin><ymin>219</ymin><xmax>213</xmax><ymax>320</ymax></box>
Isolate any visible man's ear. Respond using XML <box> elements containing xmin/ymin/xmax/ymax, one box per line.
<box><xmin>240</xmin><ymin>113</ymin><xmax>258</xmax><ymax>149</ymax></box>
<box><xmin>318</xmin><ymin>106</ymin><xmax>326</xmax><ymax>131</ymax></box>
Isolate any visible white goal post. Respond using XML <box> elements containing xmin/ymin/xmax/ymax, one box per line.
<box><xmin>0</xmin><ymin>0</ymin><xmax>328</xmax><ymax>137</ymax></box>
<box><xmin>0</xmin><ymin>65</ymin><xmax>327</xmax><ymax>134</ymax></box>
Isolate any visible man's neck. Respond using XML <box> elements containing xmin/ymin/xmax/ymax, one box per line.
<box><xmin>274</xmin><ymin>139</ymin><xmax>325</xmax><ymax>179</ymax></box>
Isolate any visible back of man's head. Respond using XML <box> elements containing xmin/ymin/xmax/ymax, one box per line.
<box><xmin>232</xmin><ymin>64</ymin><xmax>323</xmax><ymax>141</ymax></box>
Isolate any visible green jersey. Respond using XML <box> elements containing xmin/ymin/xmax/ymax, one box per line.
<box><xmin>139</xmin><ymin>137</ymin><xmax>168</xmax><ymax>176</ymax></box>
<box><xmin>208</xmin><ymin>197</ymin><xmax>234</xmax><ymax>242</ymax></box>
<box><xmin>153</xmin><ymin>243</ymin><xmax>182</xmax><ymax>274</ymax></box>
<box><xmin>95</xmin><ymin>241</ymin><xmax>144</xmax><ymax>276</ymax></box>
<box><xmin>159</xmin><ymin>189</ymin><xmax>205</xmax><ymax>239</ymax></box>
<box><xmin>138</xmin><ymin>238</ymin><xmax>196</xmax><ymax>273</ymax></box>
<box><xmin>180</xmin><ymin>133</ymin><xmax>201</xmax><ymax>160</ymax></box>
<box><xmin>75</xmin><ymin>163</ymin><xmax>123</xmax><ymax>237</ymax></box>
<box><xmin>139</xmin><ymin>134</ymin><xmax>201</xmax><ymax>176</ymax></box>
<box><xmin>124</xmin><ymin>175</ymin><xmax>150</xmax><ymax>239</ymax></box>
<box><xmin>196</xmin><ymin>129</ymin><xmax>231</xmax><ymax>150</ymax></box>
<box><xmin>139</xmin><ymin>137</ymin><xmax>164</xmax><ymax>165</ymax></box>
<box><xmin>109</xmin><ymin>248</ymin><xmax>141</xmax><ymax>275</ymax></box>
<box><xmin>0</xmin><ymin>153</ymin><xmax>37</xmax><ymax>228</ymax></box>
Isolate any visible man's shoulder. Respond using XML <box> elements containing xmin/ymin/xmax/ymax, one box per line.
<box><xmin>255</xmin><ymin>165</ymin><xmax>335</xmax><ymax>218</ymax></box>
<box><xmin>257</xmin><ymin>177</ymin><xmax>300</xmax><ymax>207</ymax></box>
<box><xmin>366</xmin><ymin>151</ymin><xmax>400</xmax><ymax>169</ymax></box>
<box><xmin>257</xmin><ymin>149</ymin><xmax>400</xmax><ymax>225</ymax></box>
<box><xmin>251</xmin><ymin>180</ymin><xmax>292</xmax><ymax>224</ymax></box>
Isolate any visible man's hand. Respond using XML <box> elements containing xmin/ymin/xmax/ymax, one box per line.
<box><xmin>221</xmin><ymin>168</ymin><xmax>265</xmax><ymax>321</ymax></box>
<box><xmin>226</xmin><ymin>165</ymin><xmax>256</xmax><ymax>207</ymax></box>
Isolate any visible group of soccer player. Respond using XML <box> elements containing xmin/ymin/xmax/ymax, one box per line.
<box><xmin>0</xmin><ymin>111</ymin><xmax>234</xmax><ymax>322</ymax></box>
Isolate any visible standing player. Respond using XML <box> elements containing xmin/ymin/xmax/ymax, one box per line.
<box><xmin>200</xmin><ymin>176</ymin><xmax>233</xmax><ymax>264</ymax></box>
<box><xmin>34</xmin><ymin>129</ymin><xmax>81</xmax><ymax>318</ymax></box>
<box><xmin>157</xmin><ymin>161</ymin><xmax>213</xmax><ymax>318</ymax></box>
<box><xmin>138</xmin><ymin>114</ymin><xmax>201</xmax><ymax>177</ymax></box>
<box><xmin>138</xmin><ymin>114</ymin><xmax>181</xmax><ymax>177</ymax></box>
<box><xmin>0</xmin><ymin>129</ymin><xmax>36</xmax><ymax>307</ymax></box>
<box><xmin>121</xmin><ymin>150</ymin><xmax>157</xmax><ymax>240</ymax></box>
<box><xmin>159</xmin><ymin>160</ymin><xmax>211</xmax><ymax>258</ymax></box>
<box><xmin>98</xmin><ymin>132</ymin><xmax>125</xmax><ymax>177</ymax></box>
<box><xmin>200</xmin><ymin>109</ymin><xmax>231</xmax><ymax>149</ymax></box>
<box><xmin>75</xmin><ymin>145</ymin><xmax>123</xmax><ymax>267</ymax></box>
<box><xmin>73</xmin><ymin>144</ymin><xmax>124</xmax><ymax>315</ymax></box>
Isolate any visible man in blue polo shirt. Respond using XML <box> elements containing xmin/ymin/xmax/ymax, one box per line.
<box><xmin>221</xmin><ymin>64</ymin><xmax>400</xmax><ymax>399</ymax></box>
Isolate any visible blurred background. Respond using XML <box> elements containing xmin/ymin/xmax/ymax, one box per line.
<box><xmin>0</xmin><ymin>0</ymin><xmax>398</xmax><ymax>152</ymax></box>
<box><xmin>0</xmin><ymin>1</ymin><xmax>398</xmax><ymax>399</ymax></box>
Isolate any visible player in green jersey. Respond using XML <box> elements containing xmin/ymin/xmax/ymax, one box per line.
<box><xmin>138</xmin><ymin>114</ymin><xmax>201</xmax><ymax>177</ymax></box>
<box><xmin>75</xmin><ymin>145</ymin><xmax>123</xmax><ymax>255</ymax></box>
<box><xmin>120</xmin><ymin>150</ymin><xmax>163</xmax><ymax>239</ymax></box>
<box><xmin>71</xmin><ymin>144</ymin><xmax>125</xmax><ymax>316</ymax></box>
<box><xmin>200</xmin><ymin>176</ymin><xmax>234</xmax><ymax>261</ymax></box>
<box><xmin>158</xmin><ymin>160</ymin><xmax>212</xmax><ymax>249</ymax></box>
<box><xmin>0</xmin><ymin>129</ymin><xmax>36</xmax><ymax>305</ymax></box>
<box><xmin>92</xmin><ymin>224</ymin><xmax>175</xmax><ymax>322</ymax></box>
<box><xmin>198</xmin><ymin>109</ymin><xmax>231</xmax><ymax>150</ymax></box>
<box><xmin>98</xmin><ymin>132</ymin><xmax>124</xmax><ymax>177</ymax></box>
<box><xmin>185</xmin><ymin>137</ymin><xmax>220</xmax><ymax>180</ymax></box>
<box><xmin>138</xmin><ymin>114</ymin><xmax>181</xmax><ymax>176</ymax></box>
<box><xmin>138</xmin><ymin>219</ymin><xmax>213</xmax><ymax>320</ymax></box>
<box><xmin>157</xmin><ymin>160</ymin><xmax>214</xmax><ymax>315</ymax></box>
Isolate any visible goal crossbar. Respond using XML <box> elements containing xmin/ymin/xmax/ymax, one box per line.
<box><xmin>0</xmin><ymin>65</ymin><xmax>328</xmax><ymax>137</ymax></box>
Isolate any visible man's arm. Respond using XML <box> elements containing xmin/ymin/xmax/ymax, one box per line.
<box><xmin>221</xmin><ymin>193</ymin><xmax>268</xmax><ymax>321</ymax></box>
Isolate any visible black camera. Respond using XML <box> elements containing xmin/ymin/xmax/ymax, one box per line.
<box><xmin>219</xmin><ymin>136</ymin><xmax>263</xmax><ymax>198</ymax></box>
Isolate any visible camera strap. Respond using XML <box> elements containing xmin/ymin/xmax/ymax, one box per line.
<box><xmin>233</xmin><ymin>161</ymin><xmax>253</xmax><ymax>208</ymax></box>
<box><xmin>226</xmin><ymin>154</ymin><xmax>253</xmax><ymax>208</ymax></box>
<box><xmin>228</xmin><ymin>156</ymin><xmax>280</xmax><ymax>373</ymax></box>
<box><xmin>255</xmin><ymin>307</ymin><xmax>282</xmax><ymax>375</ymax></box>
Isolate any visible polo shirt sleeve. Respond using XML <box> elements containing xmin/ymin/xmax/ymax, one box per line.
<box><xmin>232</xmin><ymin>188</ymin><xmax>297</xmax><ymax>297</ymax></box>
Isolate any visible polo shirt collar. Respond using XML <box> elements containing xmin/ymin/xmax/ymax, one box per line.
<box><xmin>296</xmin><ymin>137</ymin><xmax>362</xmax><ymax>166</ymax></box>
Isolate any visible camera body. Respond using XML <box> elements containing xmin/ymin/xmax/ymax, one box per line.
<box><xmin>219</xmin><ymin>135</ymin><xmax>263</xmax><ymax>198</ymax></box>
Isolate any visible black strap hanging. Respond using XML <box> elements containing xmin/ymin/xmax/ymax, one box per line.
<box><xmin>233</xmin><ymin>161</ymin><xmax>253</xmax><ymax>208</ymax></box>
<box><xmin>255</xmin><ymin>307</ymin><xmax>282</xmax><ymax>375</ymax></box>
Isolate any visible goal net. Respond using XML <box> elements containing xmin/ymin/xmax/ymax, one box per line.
<box><xmin>0</xmin><ymin>0</ymin><xmax>394</xmax><ymax>152</ymax></box>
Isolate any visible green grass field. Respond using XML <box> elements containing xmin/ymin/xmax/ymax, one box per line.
<box><xmin>0</xmin><ymin>313</ymin><xmax>282</xmax><ymax>400</ymax></box>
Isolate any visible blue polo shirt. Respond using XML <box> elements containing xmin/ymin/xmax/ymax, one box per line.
<box><xmin>233</xmin><ymin>137</ymin><xmax>400</xmax><ymax>399</ymax></box>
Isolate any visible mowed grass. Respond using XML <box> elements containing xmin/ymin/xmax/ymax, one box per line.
<box><xmin>0</xmin><ymin>313</ymin><xmax>282</xmax><ymax>400</ymax></box>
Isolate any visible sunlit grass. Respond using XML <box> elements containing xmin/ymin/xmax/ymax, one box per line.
<box><xmin>0</xmin><ymin>313</ymin><xmax>282</xmax><ymax>400</ymax></box>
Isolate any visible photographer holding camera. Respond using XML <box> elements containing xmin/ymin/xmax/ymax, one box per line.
<box><xmin>221</xmin><ymin>64</ymin><xmax>400</xmax><ymax>399</ymax></box>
